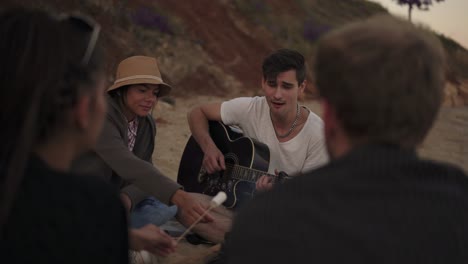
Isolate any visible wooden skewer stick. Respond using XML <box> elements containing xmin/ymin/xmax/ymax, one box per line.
<box><xmin>175</xmin><ymin>191</ymin><xmax>227</xmax><ymax>243</ymax></box>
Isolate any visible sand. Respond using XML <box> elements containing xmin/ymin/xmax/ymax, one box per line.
<box><xmin>148</xmin><ymin>96</ymin><xmax>468</xmax><ymax>263</ymax></box>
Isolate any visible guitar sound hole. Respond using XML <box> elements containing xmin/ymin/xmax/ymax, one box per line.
<box><xmin>197</xmin><ymin>167</ymin><xmax>208</xmax><ymax>183</ymax></box>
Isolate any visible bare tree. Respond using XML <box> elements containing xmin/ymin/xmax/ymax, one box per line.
<box><xmin>393</xmin><ymin>0</ymin><xmax>445</xmax><ymax>22</ymax></box>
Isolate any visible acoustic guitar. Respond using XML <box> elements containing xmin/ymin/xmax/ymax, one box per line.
<box><xmin>177</xmin><ymin>121</ymin><xmax>290</xmax><ymax>209</ymax></box>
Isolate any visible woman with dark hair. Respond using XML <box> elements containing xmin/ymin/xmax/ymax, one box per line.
<box><xmin>0</xmin><ymin>8</ymin><xmax>128</xmax><ymax>263</ymax></box>
<box><xmin>72</xmin><ymin>56</ymin><xmax>214</xmax><ymax>238</ymax></box>
<box><xmin>103</xmin><ymin>56</ymin><xmax>180</xmax><ymax>229</ymax></box>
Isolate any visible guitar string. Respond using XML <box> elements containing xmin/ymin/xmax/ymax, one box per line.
<box><xmin>224</xmin><ymin>163</ymin><xmax>273</xmax><ymax>179</ymax></box>
<box><xmin>219</xmin><ymin>163</ymin><xmax>288</xmax><ymax>182</ymax></box>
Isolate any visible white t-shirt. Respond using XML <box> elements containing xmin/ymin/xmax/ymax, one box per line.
<box><xmin>220</xmin><ymin>96</ymin><xmax>328</xmax><ymax>176</ymax></box>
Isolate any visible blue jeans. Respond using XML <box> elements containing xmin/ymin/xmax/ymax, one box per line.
<box><xmin>130</xmin><ymin>196</ymin><xmax>178</xmax><ymax>228</ymax></box>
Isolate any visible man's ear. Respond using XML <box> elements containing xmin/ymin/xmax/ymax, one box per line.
<box><xmin>73</xmin><ymin>95</ymin><xmax>91</xmax><ymax>131</ymax></box>
<box><xmin>298</xmin><ymin>80</ymin><xmax>307</xmax><ymax>100</ymax></box>
<box><xmin>299</xmin><ymin>80</ymin><xmax>307</xmax><ymax>92</ymax></box>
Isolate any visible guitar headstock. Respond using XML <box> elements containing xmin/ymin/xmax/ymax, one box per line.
<box><xmin>276</xmin><ymin>171</ymin><xmax>291</xmax><ymax>184</ymax></box>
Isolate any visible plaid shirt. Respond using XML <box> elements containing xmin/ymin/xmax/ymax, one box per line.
<box><xmin>127</xmin><ymin>118</ymin><xmax>139</xmax><ymax>151</ymax></box>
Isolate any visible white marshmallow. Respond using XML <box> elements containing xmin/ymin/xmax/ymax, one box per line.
<box><xmin>139</xmin><ymin>250</ymin><xmax>152</xmax><ymax>264</ymax></box>
<box><xmin>211</xmin><ymin>191</ymin><xmax>227</xmax><ymax>206</ymax></box>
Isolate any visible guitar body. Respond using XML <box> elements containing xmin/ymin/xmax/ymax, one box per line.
<box><xmin>177</xmin><ymin>121</ymin><xmax>270</xmax><ymax>209</ymax></box>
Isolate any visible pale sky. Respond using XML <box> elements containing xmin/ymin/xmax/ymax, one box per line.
<box><xmin>370</xmin><ymin>0</ymin><xmax>468</xmax><ymax>49</ymax></box>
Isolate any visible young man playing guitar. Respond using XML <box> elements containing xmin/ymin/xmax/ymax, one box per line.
<box><xmin>188</xmin><ymin>49</ymin><xmax>328</xmax><ymax>194</ymax></box>
<box><xmin>182</xmin><ymin>49</ymin><xmax>327</xmax><ymax>243</ymax></box>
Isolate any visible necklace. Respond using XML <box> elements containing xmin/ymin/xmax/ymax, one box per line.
<box><xmin>271</xmin><ymin>104</ymin><xmax>300</xmax><ymax>139</ymax></box>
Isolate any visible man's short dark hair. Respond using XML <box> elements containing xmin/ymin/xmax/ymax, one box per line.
<box><xmin>262</xmin><ymin>49</ymin><xmax>306</xmax><ymax>85</ymax></box>
<box><xmin>314</xmin><ymin>15</ymin><xmax>446</xmax><ymax>148</ymax></box>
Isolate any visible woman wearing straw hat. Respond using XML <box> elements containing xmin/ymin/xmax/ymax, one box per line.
<box><xmin>104</xmin><ymin>55</ymin><xmax>181</xmax><ymax>229</ymax></box>
<box><xmin>73</xmin><ymin>55</ymin><xmax>213</xmax><ymax>246</ymax></box>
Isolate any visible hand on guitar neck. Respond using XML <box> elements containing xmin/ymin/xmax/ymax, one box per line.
<box><xmin>256</xmin><ymin>169</ymin><xmax>283</xmax><ymax>192</ymax></box>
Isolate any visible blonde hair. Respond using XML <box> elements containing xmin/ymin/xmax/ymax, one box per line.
<box><xmin>314</xmin><ymin>15</ymin><xmax>446</xmax><ymax>148</ymax></box>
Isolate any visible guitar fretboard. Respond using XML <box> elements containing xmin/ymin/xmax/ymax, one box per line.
<box><xmin>224</xmin><ymin>163</ymin><xmax>288</xmax><ymax>184</ymax></box>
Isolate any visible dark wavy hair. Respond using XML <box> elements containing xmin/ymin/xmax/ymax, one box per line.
<box><xmin>262</xmin><ymin>48</ymin><xmax>306</xmax><ymax>85</ymax></box>
<box><xmin>0</xmin><ymin>8</ymin><xmax>105</xmax><ymax>232</ymax></box>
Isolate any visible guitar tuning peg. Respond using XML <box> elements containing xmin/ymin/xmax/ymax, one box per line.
<box><xmin>278</xmin><ymin>171</ymin><xmax>289</xmax><ymax>183</ymax></box>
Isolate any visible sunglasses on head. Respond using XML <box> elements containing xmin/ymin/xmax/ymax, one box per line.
<box><xmin>58</xmin><ymin>13</ymin><xmax>101</xmax><ymax>66</ymax></box>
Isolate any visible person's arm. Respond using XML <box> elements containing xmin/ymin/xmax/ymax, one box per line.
<box><xmin>187</xmin><ymin>102</ymin><xmax>226</xmax><ymax>174</ymax></box>
<box><xmin>120</xmin><ymin>192</ymin><xmax>132</xmax><ymax>212</ymax></box>
<box><xmin>120</xmin><ymin>185</ymin><xmax>147</xmax><ymax>211</ymax></box>
<box><xmin>95</xmin><ymin>118</ymin><xmax>181</xmax><ymax>205</ymax></box>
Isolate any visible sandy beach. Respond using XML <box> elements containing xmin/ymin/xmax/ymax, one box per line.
<box><xmin>148</xmin><ymin>95</ymin><xmax>468</xmax><ymax>264</ymax></box>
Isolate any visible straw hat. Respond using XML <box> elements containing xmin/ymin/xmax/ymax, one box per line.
<box><xmin>108</xmin><ymin>55</ymin><xmax>172</xmax><ymax>97</ymax></box>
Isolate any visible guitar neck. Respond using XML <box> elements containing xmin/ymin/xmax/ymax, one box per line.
<box><xmin>226</xmin><ymin>164</ymin><xmax>284</xmax><ymax>184</ymax></box>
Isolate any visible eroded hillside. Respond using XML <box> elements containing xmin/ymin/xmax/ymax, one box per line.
<box><xmin>2</xmin><ymin>0</ymin><xmax>467</xmax><ymax>104</ymax></box>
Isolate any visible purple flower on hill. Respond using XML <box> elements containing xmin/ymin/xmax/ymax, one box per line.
<box><xmin>303</xmin><ymin>19</ymin><xmax>330</xmax><ymax>42</ymax></box>
<box><xmin>131</xmin><ymin>7</ymin><xmax>173</xmax><ymax>35</ymax></box>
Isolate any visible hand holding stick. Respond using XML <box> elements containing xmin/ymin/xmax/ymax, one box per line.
<box><xmin>175</xmin><ymin>191</ymin><xmax>227</xmax><ymax>243</ymax></box>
